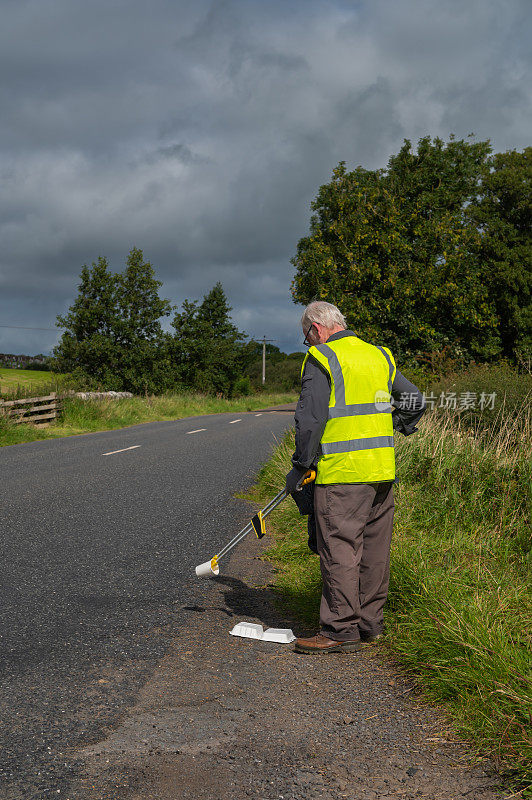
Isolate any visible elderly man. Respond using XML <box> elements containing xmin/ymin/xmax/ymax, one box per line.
<box><xmin>285</xmin><ymin>301</ymin><xmax>426</xmax><ymax>654</ymax></box>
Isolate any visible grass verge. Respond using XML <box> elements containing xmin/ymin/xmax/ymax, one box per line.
<box><xmin>0</xmin><ymin>391</ymin><xmax>296</xmax><ymax>447</ymax></box>
<box><xmin>249</xmin><ymin>401</ymin><xmax>532</xmax><ymax>793</ymax></box>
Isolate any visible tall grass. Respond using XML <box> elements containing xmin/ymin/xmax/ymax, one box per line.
<box><xmin>251</xmin><ymin>395</ymin><xmax>532</xmax><ymax>791</ymax></box>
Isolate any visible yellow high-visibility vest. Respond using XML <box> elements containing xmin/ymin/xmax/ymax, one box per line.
<box><xmin>302</xmin><ymin>335</ymin><xmax>396</xmax><ymax>484</ymax></box>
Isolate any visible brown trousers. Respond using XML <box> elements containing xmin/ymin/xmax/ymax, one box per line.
<box><xmin>314</xmin><ymin>482</ymin><xmax>394</xmax><ymax>642</ymax></box>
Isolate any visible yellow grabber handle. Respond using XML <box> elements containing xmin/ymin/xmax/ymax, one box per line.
<box><xmin>212</xmin><ymin>469</ymin><xmax>316</xmax><ymax>564</ymax></box>
<box><xmin>298</xmin><ymin>468</ymin><xmax>316</xmax><ymax>488</ymax></box>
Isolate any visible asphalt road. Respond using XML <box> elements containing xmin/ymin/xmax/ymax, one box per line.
<box><xmin>0</xmin><ymin>411</ymin><xmax>292</xmax><ymax>799</ymax></box>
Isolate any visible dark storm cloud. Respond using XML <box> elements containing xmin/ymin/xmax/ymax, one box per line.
<box><xmin>0</xmin><ymin>0</ymin><xmax>530</xmax><ymax>356</ymax></box>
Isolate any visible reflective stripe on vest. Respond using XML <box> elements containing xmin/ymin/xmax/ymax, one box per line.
<box><xmin>314</xmin><ymin>343</ymin><xmax>346</xmax><ymax>406</ymax></box>
<box><xmin>375</xmin><ymin>345</ymin><xmax>395</xmax><ymax>393</ymax></box>
<box><xmin>328</xmin><ymin>402</ymin><xmax>393</xmax><ymax>418</ymax></box>
<box><xmin>321</xmin><ymin>435</ymin><xmax>395</xmax><ymax>455</ymax></box>
<box><xmin>302</xmin><ymin>336</ymin><xmax>396</xmax><ymax>483</ymax></box>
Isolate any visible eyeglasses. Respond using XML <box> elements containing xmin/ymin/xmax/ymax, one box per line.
<box><xmin>303</xmin><ymin>323</ymin><xmax>315</xmax><ymax>347</ymax></box>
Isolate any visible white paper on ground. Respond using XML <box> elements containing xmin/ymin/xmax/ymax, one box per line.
<box><xmin>229</xmin><ymin>621</ymin><xmax>295</xmax><ymax>643</ymax></box>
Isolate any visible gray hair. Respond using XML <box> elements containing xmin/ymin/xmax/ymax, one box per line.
<box><xmin>300</xmin><ymin>301</ymin><xmax>347</xmax><ymax>331</ymax></box>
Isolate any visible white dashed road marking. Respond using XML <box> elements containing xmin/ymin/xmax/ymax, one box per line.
<box><xmin>186</xmin><ymin>428</ymin><xmax>207</xmax><ymax>434</ymax></box>
<box><xmin>255</xmin><ymin>413</ymin><xmax>262</xmax><ymax>416</ymax></box>
<box><xmin>102</xmin><ymin>445</ymin><xmax>141</xmax><ymax>456</ymax></box>
<box><xmin>229</xmin><ymin>419</ymin><xmax>242</xmax><ymax>424</ymax></box>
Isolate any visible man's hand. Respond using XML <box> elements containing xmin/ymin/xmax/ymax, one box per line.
<box><xmin>285</xmin><ymin>465</ymin><xmax>307</xmax><ymax>493</ymax></box>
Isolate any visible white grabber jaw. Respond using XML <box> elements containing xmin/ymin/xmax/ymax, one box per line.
<box><xmin>195</xmin><ymin>555</ymin><xmax>220</xmax><ymax>578</ymax></box>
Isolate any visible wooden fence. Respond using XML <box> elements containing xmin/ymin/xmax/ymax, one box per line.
<box><xmin>0</xmin><ymin>393</ymin><xmax>62</xmax><ymax>426</ymax></box>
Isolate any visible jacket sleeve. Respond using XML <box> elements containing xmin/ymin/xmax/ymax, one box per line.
<box><xmin>391</xmin><ymin>369</ymin><xmax>426</xmax><ymax>436</ymax></box>
<box><xmin>292</xmin><ymin>357</ymin><xmax>330</xmax><ymax>470</ymax></box>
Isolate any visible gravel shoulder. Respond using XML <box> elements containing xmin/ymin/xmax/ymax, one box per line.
<box><xmin>74</xmin><ymin>526</ymin><xmax>501</xmax><ymax>800</ymax></box>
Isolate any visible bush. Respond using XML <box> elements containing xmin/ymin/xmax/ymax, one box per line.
<box><xmin>429</xmin><ymin>361</ymin><xmax>532</xmax><ymax>431</ymax></box>
<box><xmin>233</xmin><ymin>376</ymin><xmax>251</xmax><ymax>396</ymax></box>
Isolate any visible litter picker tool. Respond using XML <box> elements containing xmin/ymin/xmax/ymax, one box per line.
<box><xmin>195</xmin><ymin>468</ymin><xmax>316</xmax><ymax>578</ymax></box>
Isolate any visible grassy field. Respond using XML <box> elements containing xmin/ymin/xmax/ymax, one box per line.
<box><xmin>0</xmin><ymin>390</ymin><xmax>297</xmax><ymax>447</ymax></box>
<box><xmin>249</xmin><ymin>369</ymin><xmax>532</xmax><ymax>793</ymax></box>
<box><xmin>0</xmin><ymin>367</ymin><xmax>60</xmax><ymax>394</ymax></box>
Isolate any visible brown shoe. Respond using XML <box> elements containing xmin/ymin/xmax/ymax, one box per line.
<box><xmin>294</xmin><ymin>633</ymin><xmax>362</xmax><ymax>654</ymax></box>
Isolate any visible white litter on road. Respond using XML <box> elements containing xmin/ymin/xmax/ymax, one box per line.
<box><xmin>261</xmin><ymin>628</ymin><xmax>297</xmax><ymax>643</ymax></box>
<box><xmin>230</xmin><ymin>621</ymin><xmax>296</xmax><ymax>643</ymax></box>
<box><xmin>230</xmin><ymin>622</ymin><xmax>264</xmax><ymax>639</ymax></box>
<box><xmin>186</xmin><ymin>428</ymin><xmax>207</xmax><ymax>434</ymax></box>
<box><xmin>102</xmin><ymin>445</ymin><xmax>141</xmax><ymax>456</ymax></box>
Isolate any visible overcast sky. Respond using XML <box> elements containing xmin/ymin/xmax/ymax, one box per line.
<box><xmin>1</xmin><ymin>0</ymin><xmax>530</xmax><ymax>357</ymax></box>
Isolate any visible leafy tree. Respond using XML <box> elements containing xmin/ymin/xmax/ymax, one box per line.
<box><xmin>53</xmin><ymin>249</ymin><xmax>173</xmax><ymax>392</ymax></box>
<box><xmin>291</xmin><ymin>163</ymin><xmax>411</xmax><ymax>356</ymax></box>
<box><xmin>112</xmin><ymin>248</ymin><xmax>173</xmax><ymax>392</ymax></box>
<box><xmin>171</xmin><ymin>282</ymin><xmax>246</xmax><ymax>395</ymax></box>
<box><xmin>384</xmin><ymin>136</ymin><xmax>500</xmax><ymax>361</ymax></box>
<box><xmin>291</xmin><ymin>136</ymin><xmax>530</xmax><ymax>365</ymax></box>
<box><xmin>53</xmin><ymin>256</ymin><xmax>120</xmax><ymax>386</ymax></box>
<box><xmin>469</xmin><ymin>147</ymin><xmax>532</xmax><ymax>360</ymax></box>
